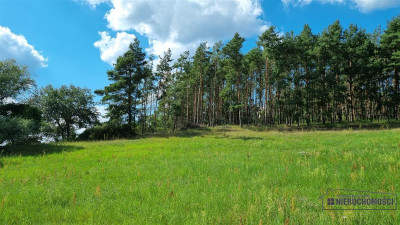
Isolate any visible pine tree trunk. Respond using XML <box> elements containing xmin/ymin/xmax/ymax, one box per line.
<box><xmin>264</xmin><ymin>59</ymin><xmax>269</xmax><ymax>125</ymax></box>
<box><xmin>237</xmin><ymin>70</ymin><xmax>242</xmax><ymax>127</ymax></box>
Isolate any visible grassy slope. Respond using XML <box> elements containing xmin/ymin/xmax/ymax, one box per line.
<box><xmin>0</xmin><ymin>126</ymin><xmax>399</xmax><ymax>224</ymax></box>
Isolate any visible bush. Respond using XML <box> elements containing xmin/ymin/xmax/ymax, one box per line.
<box><xmin>0</xmin><ymin>104</ymin><xmax>41</xmax><ymax>145</ymax></box>
<box><xmin>78</xmin><ymin>120</ymin><xmax>133</xmax><ymax>140</ymax></box>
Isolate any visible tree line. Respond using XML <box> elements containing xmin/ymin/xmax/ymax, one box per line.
<box><xmin>94</xmin><ymin>16</ymin><xmax>400</xmax><ymax>137</ymax></box>
<box><xmin>1</xmin><ymin>16</ymin><xmax>400</xmax><ymax>143</ymax></box>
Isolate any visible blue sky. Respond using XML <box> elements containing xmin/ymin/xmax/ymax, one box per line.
<box><xmin>0</xmin><ymin>0</ymin><xmax>399</xmax><ymax>102</ymax></box>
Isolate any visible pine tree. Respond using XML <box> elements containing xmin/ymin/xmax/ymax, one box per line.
<box><xmin>381</xmin><ymin>16</ymin><xmax>400</xmax><ymax>120</ymax></box>
<box><xmin>192</xmin><ymin>43</ymin><xmax>210</xmax><ymax>125</ymax></box>
<box><xmin>95</xmin><ymin>38</ymin><xmax>147</xmax><ymax>134</ymax></box>
<box><xmin>223</xmin><ymin>33</ymin><xmax>245</xmax><ymax>126</ymax></box>
<box><xmin>258</xmin><ymin>26</ymin><xmax>281</xmax><ymax>125</ymax></box>
<box><xmin>156</xmin><ymin>49</ymin><xmax>173</xmax><ymax>130</ymax></box>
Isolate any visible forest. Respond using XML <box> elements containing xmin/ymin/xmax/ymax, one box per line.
<box><xmin>1</xmin><ymin>16</ymin><xmax>400</xmax><ymax>142</ymax></box>
<box><xmin>94</xmin><ymin>17</ymin><xmax>400</xmax><ymax>135</ymax></box>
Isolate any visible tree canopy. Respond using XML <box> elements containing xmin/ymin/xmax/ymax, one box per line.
<box><xmin>39</xmin><ymin>85</ymin><xmax>97</xmax><ymax>139</ymax></box>
<box><xmin>95</xmin><ymin>38</ymin><xmax>148</xmax><ymax>135</ymax></box>
<box><xmin>0</xmin><ymin>59</ymin><xmax>34</xmax><ymax>103</ymax></box>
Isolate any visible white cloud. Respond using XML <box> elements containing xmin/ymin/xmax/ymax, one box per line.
<box><xmin>75</xmin><ymin>0</ymin><xmax>110</xmax><ymax>8</ymax></box>
<box><xmin>146</xmin><ymin>39</ymin><xmax>199</xmax><ymax>62</ymax></box>
<box><xmin>282</xmin><ymin>0</ymin><xmax>400</xmax><ymax>12</ymax></box>
<box><xmin>95</xmin><ymin>105</ymin><xmax>109</xmax><ymax>122</ymax></box>
<box><xmin>95</xmin><ymin>0</ymin><xmax>268</xmax><ymax>62</ymax></box>
<box><xmin>106</xmin><ymin>0</ymin><xmax>266</xmax><ymax>41</ymax></box>
<box><xmin>74</xmin><ymin>105</ymin><xmax>108</xmax><ymax>135</ymax></box>
<box><xmin>352</xmin><ymin>0</ymin><xmax>400</xmax><ymax>12</ymax></box>
<box><xmin>282</xmin><ymin>0</ymin><xmax>345</xmax><ymax>7</ymax></box>
<box><xmin>93</xmin><ymin>31</ymin><xmax>136</xmax><ymax>65</ymax></box>
<box><xmin>0</xmin><ymin>26</ymin><xmax>47</xmax><ymax>70</ymax></box>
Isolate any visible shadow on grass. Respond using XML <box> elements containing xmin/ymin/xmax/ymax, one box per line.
<box><xmin>215</xmin><ymin>135</ymin><xmax>264</xmax><ymax>141</ymax></box>
<box><xmin>67</xmin><ymin>120</ymin><xmax>400</xmax><ymax>144</ymax></box>
<box><xmin>133</xmin><ymin>120</ymin><xmax>400</xmax><ymax>141</ymax></box>
<box><xmin>244</xmin><ymin>120</ymin><xmax>400</xmax><ymax>133</ymax></box>
<box><xmin>0</xmin><ymin>143</ymin><xmax>83</xmax><ymax>157</ymax></box>
<box><xmin>212</xmin><ymin>126</ymin><xmax>237</xmax><ymax>133</ymax></box>
<box><xmin>140</xmin><ymin>127</ymin><xmax>212</xmax><ymax>139</ymax></box>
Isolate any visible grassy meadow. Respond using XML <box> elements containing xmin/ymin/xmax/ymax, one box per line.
<box><xmin>0</xmin><ymin>126</ymin><xmax>399</xmax><ymax>224</ymax></box>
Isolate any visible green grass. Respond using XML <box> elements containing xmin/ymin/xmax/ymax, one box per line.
<box><xmin>0</xmin><ymin>126</ymin><xmax>399</xmax><ymax>224</ymax></box>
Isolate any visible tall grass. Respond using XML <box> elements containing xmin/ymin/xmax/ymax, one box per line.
<box><xmin>0</xmin><ymin>126</ymin><xmax>399</xmax><ymax>224</ymax></box>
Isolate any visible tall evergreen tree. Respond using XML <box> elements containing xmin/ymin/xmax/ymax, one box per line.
<box><xmin>298</xmin><ymin>24</ymin><xmax>317</xmax><ymax>125</ymax></box>
<box><xmin>223</xmin><ymin>33</ymin><xmax>245</xmax><ymax>126</ymax></box>
<box><xmin>95</xmin><ymin>38</ymin><xmax>147</xmax><ymax>134</ymax></box>
<box><xmin>244</xmin><ymin>47</ymin><xmax>264</xmax><ymax>125</ymax></box>
<box><xmin>192</xmin><ymin>43</ymin><xmax>210</xmax><ymax>125</ymax></box>
<box><xmin>156</xmin><ymin>49</ymin><xmax>173</xmax><ymax>130</ymax></box>
<box><xmin>258</xmin><ymin>26</ymin><xmax>281</xmax><ymax>125</ymax></box>
<box><xmin>381</xmin><ymin>16</ymin><xmax>400</xmax><ymax>119</ymax></box>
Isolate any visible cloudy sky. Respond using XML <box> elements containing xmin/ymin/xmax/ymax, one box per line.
<box><xmin>0</xmin><ymin>0</ymin><xmax>399</xmax><ymax>98</ymax></box>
